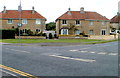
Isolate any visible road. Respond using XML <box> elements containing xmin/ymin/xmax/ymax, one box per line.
<box><xmin>1</xmin><ymin>41</ymin><xmax>119</xmax><ymax>78</ymax></box>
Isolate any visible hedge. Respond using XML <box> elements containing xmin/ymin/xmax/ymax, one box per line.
<box><xmin>0</xmin><ymin>29</ymin><xmax>15</xmax><ymax>39</ymax></box>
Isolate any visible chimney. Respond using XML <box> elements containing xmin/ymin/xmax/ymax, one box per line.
<box><xmin>3</xmin><ymin>6</ymin><xmax>6</xmax><ymax>13</ymax></box>
<box><xmin>67</xmin><ymin>8</ymin><xmax>71</xmax><ymax>15</ymax></box>
<box><xmin>80</xmin><ymin>7</ymin><xmax>85</xmax><ymax>14</ymax></box>
<box><xmin>32</xmin><ymin>6</ymin><xmax>35</xmax><ymax>14</ymax></box>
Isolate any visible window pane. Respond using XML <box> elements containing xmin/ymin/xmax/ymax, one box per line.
<box><xmin>76</xmin><ymin>20</ymin><xmax>80</xmax><ymax>25</ymax></box>
<box><xmin>76</xmin><ymin>30</ymin><xmax>80</xmax><ymax>35</ymax></box>
<box><xmin>22</xmin><ymin>19</ymin><xmax>27</xmax><ymax>24</ymax></box>
<box><xmin>36</xmin><ymin>19</ymin><xmax>41</xmax><ymax>24</ymax></box>
<box><xmin>61</xmin><ymin>29</ymin><xmax>68</xmax><ymax>35</ymax></box>
<box><xmin>8</xmin><ymin>19</ymin><xmax>12</xmax><ymax>24</ymax></box>
<box><xmin>90</xmin><ymin>21</ymin><xmax>93</xmax><ymax>25</ymax></box>
<box><xmin>89</xmin><ymin>30</ymin><xmax>94</xmax><ymax>35</ymax></box>
<box><xmin>62</xmin><ymin>20</ymin><xmax>67</xmax><ymax>24</ymax></box>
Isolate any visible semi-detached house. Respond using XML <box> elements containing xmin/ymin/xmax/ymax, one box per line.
<box><xmin>0</xmin><ymin>6</ymin><xmax>46</xmax><ymax>33</ymax></box>
<box><xmin>56</xmin><ymin>7</ymin><xmax>110</xmax><ymax>36</ymax></box>
<box><xmin>110</xmin><ymin>13</ymin><xmax>120</xmax><ymax>34</ymax></box>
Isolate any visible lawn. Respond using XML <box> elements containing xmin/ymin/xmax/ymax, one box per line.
<box><xmin>0</xmin><ymin>39</ymin><xmax>119</xmax><ymax>44</ymax></box>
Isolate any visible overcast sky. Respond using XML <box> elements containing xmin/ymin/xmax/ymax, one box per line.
<box><xmin>0</xmin><ymin>0</ymin><xmax>119</xmax><ymax>23</ymax></box>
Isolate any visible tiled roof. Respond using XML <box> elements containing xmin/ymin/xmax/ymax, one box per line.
<box><xmin>110</xmin><ymin>15</ymin><xmax>120</xmax><ymax>23</ymax></box>
<box><xmin>56</xmin><ymin>11</ymin><xmax>109</xmax><ymax>21</ymax></box>
<box><xmin>0</xmin><ymin>10</ymin><xmax>46</xmax><ymax>20</ymax></box>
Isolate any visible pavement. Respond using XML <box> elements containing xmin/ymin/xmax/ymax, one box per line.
<box><xmin>1</xmin><ymin>41</ymin><xmax>119</xmax><ymax>77</ymax></box>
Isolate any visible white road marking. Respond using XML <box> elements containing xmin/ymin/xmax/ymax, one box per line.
<box><xmin>5</xmin><ymin>48</ymin><xmax>30</xmax><ymax>53</ymax></box>
<box><xmin>119</xmin><ymin>64</ymin><xmax>120</xmax><ymax>66</ymax></box>
<box><xmin>108</xmin><ymin>53</ymin><xmax>118</xmax><ymax>56</ymax></box>
<box><xmin>90</xmin><ymin>52</ymin><xmax>95</xmax><ymax>53</ymax></box>
<box><xmin>97</xmin><ymin>52</ymin><xmax>107</xmax><ymax>55</ymax></box>
<box><xmin>49</xmin><ymin>55</ymin><xmax>96</xmax><ymax>63</ymax></box>
<box><xmin>80</xmin><ymin>51</ymin><xmax>88</xmax><ymax>53</ymax></box>
<box><xmin>0</xmin><ymin>69</ymin><xmax>17</xmax><ymax>77</ymax></box>
<box><xmin>69</xmin><ymin>50</ymin><xmax>78</xmax><ymax>52</ymax></box>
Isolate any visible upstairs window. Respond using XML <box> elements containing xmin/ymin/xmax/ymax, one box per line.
<box><xmin>90</xmin><ymin>21</ymin><xmax>94</xmax><ymax>25</ymax></box>
<box><xmin>8</xmin><ymin>19</ymin><xmax>13</xmax><ymax>24</ymax></box>
<box><xmin>62</xmin><ymin>20</ymin><xmax>67</xmax><ymax>25</ymax></box>
<box><xmin>102</xmin><ymin>21</ymin><xmax>106</xmax><ymax>25</ymax></box>
<box><xmin>36</xmin><ymin>19</ymin><xmax>41</xmax><ymax>24</ymax></box>
<box><xmin>76</xmin><ymin>20</ymin><xmax>80</xmax><ymax>25</ymax></box>
<box><xmin>22</xmin><ymin>19</ymin><xmax>27</xmax><ymax>24</ymax></box>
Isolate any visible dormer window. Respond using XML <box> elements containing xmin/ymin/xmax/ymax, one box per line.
<box><xmin>62</xmin><ymin>20</ymin><xmax>67</xmax><ymax>25</ymax></box>
<box><xmin>8</xmin><ymin>19</ymin><xmax>13</xmax><ymax>24</ymax></box>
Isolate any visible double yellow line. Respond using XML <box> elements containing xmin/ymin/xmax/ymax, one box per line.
<box><xmin>0</xmin><ymin>64</ymin><xmax>38</xmax><ymax>78</ymax></box>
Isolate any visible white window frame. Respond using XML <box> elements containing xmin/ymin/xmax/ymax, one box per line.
<box><xmin>36</xmin><ymin>19</ymin><xmax>41</xmax><ymax>24</ymax></box>
<box><xmin>61</xmin><ymin>29</ymin><xmax>68</xmax><ymax>35</ymax></box>
<box><xmin>101</xmin><ymin>29</ymin><xmax>106</xmax><ymax>35</ymax></box>
<box><xmin>89</xmin><ymin>21</ymin><xmax>94</xmax><ymax>26</ymax></box>
<box><xmin>75</xmin><ymin>30</ymin><xmax>80</xmax><ymax>35</ymax></box>
<box><xmin>102</xmin><ymin>21</ymin><xmax>106</xmax><ymax>25</ymax></box>
<box><xmin>89</xmin><ymin>30</ymin><xmax>94</xmax><ymax>35</ymax></box>
<box><xmin>22</xmin><ymin>19</ymin><xmax>27</xmax><ymax>24</ymax></box>
<box><xmin>76</xmin><ymin>20</ymin><xmax>80</xmax><ymax>25</ymax></box>
<box><xmin>62</xmin><ymin>20</ymin><xmax>67</xmax><ymax>25</ymax></box>
<box><xmin>8</xmin><ymin>19</ymin><xmax>13</xmax><ymax>24</ymax></box>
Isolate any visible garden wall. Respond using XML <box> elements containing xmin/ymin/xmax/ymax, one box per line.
<box><xmin>88</xmin><ymin>35</ymin><xmax>119</xmax><ymax>40</ymax></box>
<box><xmin>15</xmin><ymin>36</ymin><xmax>45</xmax><ymax>39</ymax></box>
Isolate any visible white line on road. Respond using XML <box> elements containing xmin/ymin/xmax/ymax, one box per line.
<box><xmin>108</xmin><ymin>53</ymin><xmax>118</xmax><ymax>56</ymax></box>
<box><xmin>80</xmin><ymin>51</ymin><xmax>88</xmax><ymax>53</ymax></box>
<box><xmin>49</xmin><ymin>55</ymin><xmax>96</xmax><ymax>63</ymax></box>
<box><xmin>69</xmin><ymin>50</ymin><xmax>78</xmax><ymax>52</ymax></box>
<box><xmin>97</xmin><ymin>52</ymin><xmax>107</xmax><ymax>55</ymax></box>
<box><xmin>0</xmin><ymin>69</ymin><xmax>17</xmax><ymax>77</ymax></box>
<box><xmin>90</xmin><ymin>52</ymin><xmax>95</xmax><ymax>53</ymax></box>
<box><xmin>5</xmin><ymin>48</ymin><xmax>30</xmax><ymax>53</ymax></box>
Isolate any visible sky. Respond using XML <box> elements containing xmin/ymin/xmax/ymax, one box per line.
<box><xmin>0</xmin><ymin>0</ymin><xmax>119</xmax><ymax>23</ymax></box>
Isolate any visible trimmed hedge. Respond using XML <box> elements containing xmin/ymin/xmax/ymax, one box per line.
<box><xmin>0</xmin><ymin>29</ymin><xmax>15</xmax><ymax>39</ymax></box>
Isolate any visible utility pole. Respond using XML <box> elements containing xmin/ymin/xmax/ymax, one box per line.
<box><xmin>18</xmin><ymin>0</ymin><xmax>22</xmax><ymax>41</ymax></box>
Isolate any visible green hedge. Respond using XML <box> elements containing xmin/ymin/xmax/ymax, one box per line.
<box><xmin>0</xmin><ymin>29</ymin><xmax>15</xmax><ymax>39</ymax></box>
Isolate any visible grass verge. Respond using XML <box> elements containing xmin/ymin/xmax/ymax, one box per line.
<box><xmin>0</xmin><ymin>39</ymin><xmax>119</xmax><ymax>44</ymax></box>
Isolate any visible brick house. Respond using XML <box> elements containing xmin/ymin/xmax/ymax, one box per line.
<box><xmin>110</xmin><ymin>13</ymin><xmax>120</xmax><ymax>34</ymax></box>
<box><xmin>56</xmin><ymin>7</ymin><xmax>110</xmax><ymax>36</ymax></box>
<box><xmin>0</xmin><ymin>6</ymin><xmax>46</xmax><ymax>33</ymax></box>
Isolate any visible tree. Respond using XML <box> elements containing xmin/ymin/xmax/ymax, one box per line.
<box><xmin>46</xmin><ymin>22</ymin><xmax>56</xmax><ymax>30</ymax></box>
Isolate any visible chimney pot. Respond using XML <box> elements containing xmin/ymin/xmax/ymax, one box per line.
<box><xmin>32</xmin><ymin>6</ymin><xmax>35</xmax><ymax>14</ymax></box>
<box><xmin>3</xmin><ymin>6</ymin><xmax>6</xmax><ymax>13</ymax></box>
<box><xmin>80</xmin><ymin>7</ymin><xmax>85</xmax><ymax>14</ymax></box>
<box><xmin>67</xmin><ymin>8</ymin><xmax>71</xmax><ymax>15</ymax></box>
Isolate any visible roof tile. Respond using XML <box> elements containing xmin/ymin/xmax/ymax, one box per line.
<box><xmin>57</xmin><ymin>11</ymin><xmax>109</xmax><ymax>21</ymax></box>
<box><xmin>110</xmin><ymin>15</ymin><xmax>120</xmax><ymax>23</ymax></box>
<box><xmin>1</xmin><ymin>10</ymin><xmax>46</xmax><ymax>20</ymax></box>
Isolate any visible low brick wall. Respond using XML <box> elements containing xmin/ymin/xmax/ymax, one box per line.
<box><xmin>59</xmin><ymin>36</ymin><xmax>88</xmax><ymax>39</ymax></box>
<box><xmin>15</xmin><ymin>36</ymin><xmax>46</xmax><ymax>39</ymax></box>
<box><xmin>88</xmin><ymin>35</ymin><xmax>118</xmax><ymax>40</ymax></box>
